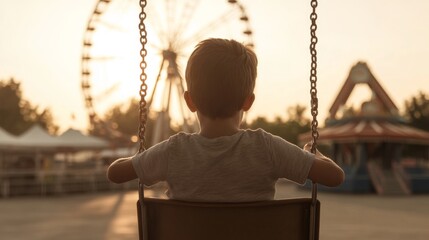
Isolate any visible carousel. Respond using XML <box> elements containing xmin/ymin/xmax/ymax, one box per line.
<box><xmin>301</xmin><ymin>62</ymin><xmax>429</xmax><ymax>194</ymax></box>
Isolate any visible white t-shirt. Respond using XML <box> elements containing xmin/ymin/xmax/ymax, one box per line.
<box><xmin>132</xmin><ymin>128</ymin><xmax>314</xmax><ymax>202</ymax></box>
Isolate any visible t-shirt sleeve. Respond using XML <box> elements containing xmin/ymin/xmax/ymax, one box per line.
<box><xmin>131</xmin><ymin>139</ymin><xmax>169</xmax><ymax>186</ymax></box>
<box><xmin>266</xmin><ymin>133</ymin><xmax>315</xmax><ymax>185</ymax></box>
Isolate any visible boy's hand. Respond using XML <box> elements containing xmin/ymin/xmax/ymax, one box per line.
<box><xmin>303</xmin><ymin>142</ymin><xmax>325</xmax><ymax>158</ymax></box>
<box><xmin>303</xmin><ymin>142</ymin><xmax>313</xmax><ymax>152</ymax></box>
<box><xmin>107</xmin><ymin>157</ymin><xmax>137</xmax><ymax>183</ymax></box>
<box><xmin>304</xmin><ymin>142</ymin><xmax>345</xmax><ymax>187</ymax></box>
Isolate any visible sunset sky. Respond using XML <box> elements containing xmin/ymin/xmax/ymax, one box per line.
<box><xmin>1</xmin><ymin>0</ymin><xmax>428</xmax><ymax>133</ymax></box>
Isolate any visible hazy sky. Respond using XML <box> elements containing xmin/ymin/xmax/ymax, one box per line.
<box><xmin>1</xmin><ymin>0</ymin><xmax>428</xmax><ymax>133</ymax></box>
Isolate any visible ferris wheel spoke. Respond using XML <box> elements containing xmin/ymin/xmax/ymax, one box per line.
<box><xmin>94</xmin><ymin>82</ymin><xmax>120</xmax><ymax>101</ymax></box>
<box><xmin>98</xmin><ymin>20</ymin><xmax>128</xmax><ymax>33</ymax></box>
<box><xmin>148</xmin><ymin>42</ymin><xmax>163</xmax><ymax>52</ymax></box>
<box><xmin>175</xmin><ymin>78</ymin><xmax>188</xmax><ymax>128</ymax></box>
<box><xmin>170</xmin><ymin>0</ymin><xmax>201</xmax><ymax>47</ymax></box>
<box><xmin>90</xmin><ymin>56</ymin><xmax>117</xmax><ymax>61</ymax></box>
<box><xmin>175</xmin><ymin>73</ymin><xmax>193</xmax><ymax>124</ymax></box>
<box><xmin>176</xmin><ymin>74</ymin><xmax>196</xmax><ymax>131</ymax></box>
<box><xmin>165</xmin><ymin>0</ymin><xmax>176</xmax><ymax>44</ymax></box>
<box><xmin>111</xmin><ymin>0</ymin><xmax>130</xmax><ymax>18</ymax></box>
<box><xmin>97</xmin><ymin>0</ymin><xmax>138</xmax><ymax>36</ymax></box>
<box><xmin>147</xmin><ymin>3</ymin><xmax>169</xmax><ymax>48</ymax></box>
<box><xmin>148</xmin><ymin>57</ymin><xmax>167</xmax><ymax>109</ymax></box>
<box><xmin>176</xmin><ymin>73</ymin><xmax>186</xmax><ymax>96</ymax></box>
<box><xmin>176</xmin><ymin>8</ymin><xmax>236</xmax><ymax>49</ymax></box>
<box><xmin>118</xmin><ymin>0</ymin><xmax>135</xmax><ymax>15</ymax></box>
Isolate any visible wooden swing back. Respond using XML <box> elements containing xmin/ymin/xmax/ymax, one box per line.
<box><xmin>136</xmin><ymin>1</ymin><xmax>321</xmax><ymax>240</ymax></box>
<box><xmin>137</xmin><ymin>197</ymin><xmax>320</xmax><ymax>240</ymax></box>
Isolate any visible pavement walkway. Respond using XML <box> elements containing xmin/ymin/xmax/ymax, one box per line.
<box><xmin>0</xmin><ymin>181</ymin><xmax>428</xmax><ymax>240</ymax></box>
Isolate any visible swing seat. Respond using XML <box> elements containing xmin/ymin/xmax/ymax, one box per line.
<box><xmin>137</xmin><ymin>198</ymin><xmax>320</xmax><ymax>240</ymax></box>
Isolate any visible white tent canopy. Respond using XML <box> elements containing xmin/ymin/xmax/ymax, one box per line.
<box><xmin>0</xmin><ymin>127</ymin><xmax>20</xmax><ymax>148</ymax></box>
<box><xmin>16</xmin><ymin>125</ymin><xmax>59</xmax><ymax>148</ymax></box>
<box><xmin>0</xmin><ymin>125</ymin><xmax>109</xmax><ymax>151</ymax></box>
<box><xmin>57</xmin><ymin>128</ymin><xmax>108</xmax><ymax>149</ymax></box>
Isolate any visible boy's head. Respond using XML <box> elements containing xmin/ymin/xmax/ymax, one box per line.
<box><xmin>185</xmin><ymin>38</ymin><xmax>258</xmax><ymax>119</ymax></box>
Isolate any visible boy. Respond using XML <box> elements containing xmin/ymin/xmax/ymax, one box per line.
<box><xmin>107</xmin><ymin>38</ymin><xmax>344</xmax><ymax>202</ymax></box>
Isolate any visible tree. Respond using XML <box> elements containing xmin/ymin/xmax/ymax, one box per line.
<box><xmin>247</xmin><ymin>104</ymin><xmax>311</xmax><ymax>145</ymax></box>
<box><xmin>103</xmin><ymin>98</ymin><xmax>140</xmax><ymax>137</ymax></box>
<box><xmin>404</xmin><ymin>91</ymin><xmax>429</xmax><ymax>131</ymax></box>
<box><xmin>88</xmin><ymin>98</ymin><xmax>140</xmax><ymax>146</ymax></box>
<box><xmin>282</xmin><ymin>104</ymin><xmax>311</xmax><ymax>144</ymax></box>
<box><xmin>99</xmin><ymin>99</ymin><xmax>312</xmax><ymax>147</ymax></box>
<box><xmin>99</xmin><ymin>98</ymin><xmax>176</xmax><ymax>147</ymax></box>
<box><xmin>401</xmin><ymin>91</ymin><xmax>429</xmax><ymax>159</ymax></box>
<box><xmin>0</xmin><ymin>78</ymin><xmax>58</xmax><ymax>135</ymax></box>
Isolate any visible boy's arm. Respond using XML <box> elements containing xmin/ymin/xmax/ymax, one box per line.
<box><xmin>304</xmin><ymin>143</ymin><xmax>345</xmax><ymax>187</ymax></box>
<box><xmin>107</xmin><ymin>157</ymin><xmax>138</xmax><ymax>184</ymax></box>
<box><xmin>107</xmin><ymin>140</ymin><xmax>169</xmax><ymax>185</ymax></box>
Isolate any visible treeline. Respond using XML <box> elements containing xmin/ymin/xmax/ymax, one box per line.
<box><xmin>95</xmin><ymin>90</ymin><xmax>429</xmax><ymax>147</ymax></box>
<box><xmin>0</xmin><ymin>78</ymin><xmax>58</xmax><ymax>135</ymax></box>
<box><xmin>1</xmin><ymin>78</ymin><xmax>429</xmax><ymax>146</ymax></box>
<box><xmin>91</xmin><ymin>99</ymin><xmax>311</xmax><ymax>146</ymax></box>
<box><xmin>244</xmin><ymin>104</ymin><xmax>310</xmax><ymax>145</ymax></box>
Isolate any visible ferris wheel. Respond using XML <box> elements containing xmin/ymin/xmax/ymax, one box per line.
<box><xmin>81</xmin><ymin>0</ymin><xmax>254</xmax><ymax>143</ymax></box>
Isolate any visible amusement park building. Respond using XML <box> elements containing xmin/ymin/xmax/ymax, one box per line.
<box><xmin>0</xmin><ymin>125</ymin><xmax>121</xmax><ymax>197</ymax></box>
<box><xmin>300</xmin><ymin>62</ymin><xmax>429</xmax><ymax>194</ymax></box>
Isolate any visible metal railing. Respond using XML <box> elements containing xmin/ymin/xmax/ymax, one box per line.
<box><xmin>0</xmin><ymin>168</ymin><xmax>137</xmax><ymax>198</ymax></box>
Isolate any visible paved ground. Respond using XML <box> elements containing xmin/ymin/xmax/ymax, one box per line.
<box><xmin>1</xmin><ymin>181</ymin><xmax>428</xmax><ymax>240</ymax></box>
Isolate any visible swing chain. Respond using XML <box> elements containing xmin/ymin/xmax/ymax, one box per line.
<box><xmin>138</xmin><ymin>0</ymin><xmax>148</xmax><ymax>153</ymax></box>
<box><xmin>309</xmin><ymin>4</ymin><xmax>320</xmax><ymax>240</ymax></box>
<box><xmin>309</xmin><ymin>0</ymin><xmax>319</xmax><ymax>154</ymax></box>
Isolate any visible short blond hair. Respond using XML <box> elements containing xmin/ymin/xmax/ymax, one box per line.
<box><xmin>185</xmin><ymin>38</ymin><xmax>257</xmax><ymax>119</ymax></box>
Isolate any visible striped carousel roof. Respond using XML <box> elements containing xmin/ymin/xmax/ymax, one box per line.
<box><xmin>300</xmin><ymin>62</ymin><xmax>429</xmax><ymax>146</ymax></box>
<box><xmin>300</xmin><ymin>118</ymin><xmax>429</xmax><ymax>145</ymax></box>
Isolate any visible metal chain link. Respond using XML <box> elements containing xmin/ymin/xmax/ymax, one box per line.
<box><xmin>309</xmin><ymin>0</ymin><xmax>319</xmax><ymax>154</ymax></box>
<box><xmin>309</xmin><ymin>1</ymin><xmax>319</xmax><ymax>240</ymax></box>
<box><xmin>138</xmin><ymin>0</ymin><xmax>148</xmax><ymax>153</ymax></box>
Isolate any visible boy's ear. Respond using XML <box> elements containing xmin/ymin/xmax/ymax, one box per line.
<box><xmin>242</xmin><ymin>93</ymin><xmax>255</xmax><ymax>111</ymax></box>
<box><xmin>184</xmin><ymin>91</ymin><xmax>197</xmax><ymax>112</ymax></box>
